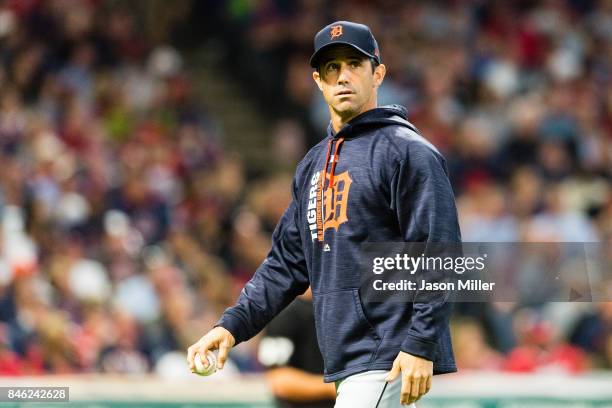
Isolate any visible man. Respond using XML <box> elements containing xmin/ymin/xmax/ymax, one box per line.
<box><xmin>188</xmin><ymin>21</ymin><xmax>461</xmax><ymax>407</ymax></box>
<box><xmin>258</xmin><ymin>288</ymin><xmax>335</xmax><ymax>408</ymax></box>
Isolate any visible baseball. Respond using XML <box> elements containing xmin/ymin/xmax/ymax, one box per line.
<box><xmin>193</xmin><ymin>351</ymin><xmax>217</xmax><ymax>376</ymax></box>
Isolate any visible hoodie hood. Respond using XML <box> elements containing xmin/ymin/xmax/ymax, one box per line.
<box><xmin>327</xmin><ymin>104</ymin><xmax>418</xmax><ymax>139</ymax></box>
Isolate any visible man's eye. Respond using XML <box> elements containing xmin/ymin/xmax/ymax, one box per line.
<box><xmin>350</xmin><ymin>61</ymin><xmax>360</xmax><ymax>67</ymax></box>
<box><xmin>326</xmin><ymin>63</ymin><xmax>339</xmax><ymax>72</ymax></box>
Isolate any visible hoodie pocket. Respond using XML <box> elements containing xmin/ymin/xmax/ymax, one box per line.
<box><xmin>314</xmin><ymin>288</ymin><xmax>380</xmax><ymax>375</ymax></box>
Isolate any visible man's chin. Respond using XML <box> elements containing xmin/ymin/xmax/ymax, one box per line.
<box><xmin>333</xmin><ymin>103</ymin><xmax>358</xmax><ymax>118</ymax></box>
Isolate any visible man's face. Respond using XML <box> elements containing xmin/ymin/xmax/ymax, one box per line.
<box><xmin>312</xmin><ymin>45</ymin><xmax>385</xmax><ymax>120</ymax></box>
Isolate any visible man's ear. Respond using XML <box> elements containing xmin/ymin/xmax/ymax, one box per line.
<box><xmin>313</xmin><ymin>70</ymin><xmax>324</xmax><ymax>92</ymax></box>
<box><xmin>373</xmin><ymin>64</ymin><xmax>386</xmax><ymax>88</ymax></box>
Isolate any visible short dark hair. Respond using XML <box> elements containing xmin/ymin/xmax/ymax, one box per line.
<box><xmin>369</xmin><ymin>57</ymin><xmax>380</xmax><ymax>71</ymax></box>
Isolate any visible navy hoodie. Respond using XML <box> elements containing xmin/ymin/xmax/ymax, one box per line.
<box><xmin>217</xmin><ymin>105</ymin><xmax>461</xmax><ymax>382</ymax></box>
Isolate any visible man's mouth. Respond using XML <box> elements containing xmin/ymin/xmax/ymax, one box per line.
<box><xmin>335</xmin><ymin>90</ymin><xmax>354</xmax><ymax>96</ymax></box>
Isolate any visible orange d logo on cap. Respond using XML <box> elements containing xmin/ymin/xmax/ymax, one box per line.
<box><xmin>310</xmin><ymin>21</ymin><xmax>381</xmax><ymax>68</ymax></box>
<box><xmin>330</xmin><ymin>25</ymin><xmax>343</xmax><ymax>39</ymax></box>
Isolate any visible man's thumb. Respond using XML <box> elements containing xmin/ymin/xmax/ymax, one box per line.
<box><xmin>385</xmin><ymin>359</ymin><xmax>400</xmax><ymax>382</ymax></box>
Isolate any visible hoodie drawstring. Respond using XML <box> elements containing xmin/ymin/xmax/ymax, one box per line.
<box><xmin>328</xmin><ymin>137</ymin><xmax>344</xmax><ymax>189</ymax></box>
<box><xmin>316</xmin><ymin>137</ymin><xmax>344</xmax><ymax>242</ymax></box>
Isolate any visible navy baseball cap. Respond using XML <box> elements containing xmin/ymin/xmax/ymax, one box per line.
<box><xmin>310</xmin><ymin>21</ymin><xmax>381</xmax><ymax>68</ymax></box>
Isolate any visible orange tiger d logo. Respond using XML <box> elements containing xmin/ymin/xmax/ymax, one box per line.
<box><xmin>322</xmin><ymin>170</ymin><xmax>352</xmax><ymax>233</ymax></box>
<box><xmin>308</xmin><ymin>170</ymin><xmax>352</xmax><ymax>242</ymax></box>
<box><xmin>330</xmin><ymin>25</ymin><xmax>343</xmax><ymax>40</ymax></box>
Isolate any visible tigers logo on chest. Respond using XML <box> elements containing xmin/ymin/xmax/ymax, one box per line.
<box><xmin>306</xmin><ymin>170</ymin><xmax>352</xmax><ymax>242</ymax></box>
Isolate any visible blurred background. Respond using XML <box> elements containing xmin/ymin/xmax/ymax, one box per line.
<box><xmin>0</xmin><ymin>0</ymin><xmax>610</xmax><ymax>406</ymax></box>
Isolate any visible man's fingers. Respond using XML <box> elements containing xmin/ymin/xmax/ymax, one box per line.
<box><xmin>409</xmin><ymin>375</ymin><xmax>421</xmax><ymax>403</ymax></box>
<box><xmin>391</xmin><ymin>351</ymin><xmax>433</xmax><ymax>405</ymax></box>
<box><xmin>405</xmin><ymin>375</ymin><xmax>430</xmax><ymax>404</ymax></box>
<box><xmin>217</xmin><ymin>340</ymin><xmax>230</xmax><ymax>369</ymax></box>
<box><xmin>419</xmin><ymin>375</ymin><xmax>428</xmax><ymax>397</ymax></box>
<box><xmin>400</xmin><ymin>375</ymin><xmax>411</xmax><ymax>405</ymax></box>
<box><xmin>385</xmin><ymin>359</ymin><xmax>401</xmax><ymax>382</ymax></box>
<box><xmin>187</xmin><ymin>345</ymin><xmax>196</xmax><ymax>370</ymax></box>
<box><xmin>196</xmin><ymin>339</ymin><xmax>215</xmax><ymax>367</ymax></box>
<box><xmin>187</xmin><ymin>328</ymin><xmax>236</xmax><ymax>373</ymax></box>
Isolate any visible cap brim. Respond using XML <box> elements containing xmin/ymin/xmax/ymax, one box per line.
<box><xmin>309</xmin><ymin>42</ymin><xmax>377</xmax><ymax>68</ymax></box>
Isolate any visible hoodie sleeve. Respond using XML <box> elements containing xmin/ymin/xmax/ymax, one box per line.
<box><xmin>215</xmin><ymin>181</ymin><xmax>309</xmax><ymax>345</ymax></box>
<box><xmin>390</xmin><ymin>141</ymin><xmax>461</xmax><ymax>362</ymax></box>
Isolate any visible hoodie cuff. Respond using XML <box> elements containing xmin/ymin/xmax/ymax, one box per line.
<box><xmin>215</xmin><ymin>311</ymin><xmax>249</xmax><ymax>345</ymax></box>
<box><xmin>400</xmin><ymin>334</ymin><xmax>438</xmax><ymax>362</ymax></box>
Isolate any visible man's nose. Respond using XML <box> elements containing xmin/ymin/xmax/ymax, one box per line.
<box><xmin>337</xmin><ymin>63</ymin><xmax>350</xmax><ymax>84</ymax></box>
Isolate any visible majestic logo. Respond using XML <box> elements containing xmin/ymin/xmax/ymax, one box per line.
<box><xmin>307</xmin><ymin>170</ymin><xmax>352</xmax><ymax>241</ymax></box>
<box><xmin>330</xmin><ymin>25</ymin><xmax>343</xmax><ymax>40</ymax></box>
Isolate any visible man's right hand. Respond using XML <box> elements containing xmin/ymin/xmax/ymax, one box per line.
<box><xmin>187</xmin><ymin>327</ymin><xmax>236</xmax><ymax>372</ymax></box>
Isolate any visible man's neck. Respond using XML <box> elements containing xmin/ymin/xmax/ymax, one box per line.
<box><xmin>331</xmin><ymin>114</ymin><xmax>352</xmax><ymax>133</ymax></box>
<box><xmin>330</xmin><ymin>100</ymin><xmax>377</xmax><ymax>133</ymax></box>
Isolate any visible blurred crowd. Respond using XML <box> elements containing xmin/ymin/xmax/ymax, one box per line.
<box><xmin>0</xmin><ymin>0</ymin><xmax>610</xmax><ymax>377</ymax></box>
<box><xmin>0</xmin><ymin>0</ymin><xmax>287</xmax><ymax>376</ymax></box>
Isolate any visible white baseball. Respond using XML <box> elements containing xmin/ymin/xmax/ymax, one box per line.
<box><xmin>193</xmin><ymin>351</ymin><xmax>217</xmax><ymax>376</ymax></box>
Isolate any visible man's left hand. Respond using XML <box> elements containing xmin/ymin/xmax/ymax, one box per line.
<box><xmin>385</xmin><ymin>351</ymin><xmax>433</xmax><ymax>405</ymax></box>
